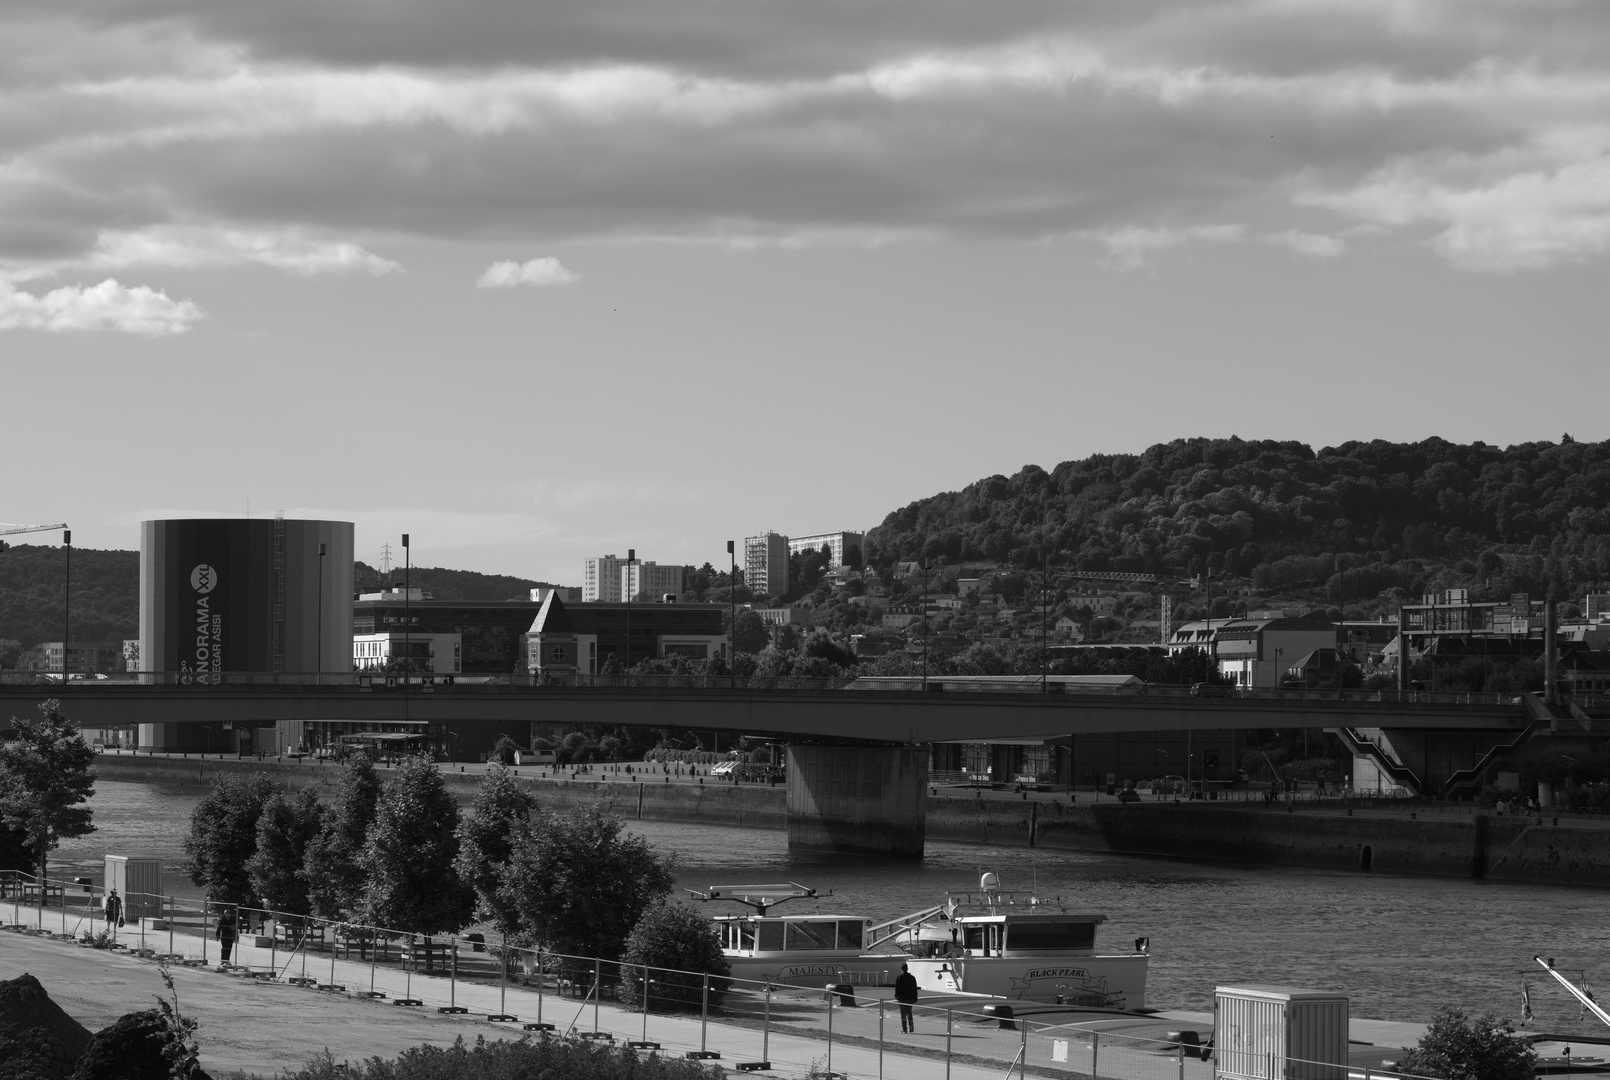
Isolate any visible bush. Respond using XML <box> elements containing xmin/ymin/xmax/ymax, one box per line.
<box><xmin>491</xmin><ymin>736</ymin><xmax>520</xmax><ymax>766</ymax></box>
<box><xmin>277</xmin><ymin>1035</ymin><xmax>724</xmax><ymax>1079</ymax></box>
<box><xmin>619</xmin><ymin>901</ymin><xmax>732</xmax><ymax>1011</ymax></box>
<box><xmin>1398</xmin><ymin>1008</ymin><xmax>1535</xmax><ymax>1080</ymax></box>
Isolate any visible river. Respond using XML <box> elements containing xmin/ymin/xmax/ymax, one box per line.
<box><xmin>48</xmin><ymin>781</ymin><xmax>1610</xmax><ymax>1032</ymax></box>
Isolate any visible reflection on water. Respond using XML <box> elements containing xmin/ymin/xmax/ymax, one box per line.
<box><xmin>51</xmin><ymin>782</ymin><xmax>1610</xmax><ymax>1030</ymax></box>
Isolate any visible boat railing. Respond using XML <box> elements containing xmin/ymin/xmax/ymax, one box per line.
<box><xmin>864</xmin><ymin>905</ymin><xmax>944</xmax><ymax>951</ymax></box>
<box><xmin>942</xmin><ymin>890</ymin><xmax>1069</xmax><ymax>915</ymax></box>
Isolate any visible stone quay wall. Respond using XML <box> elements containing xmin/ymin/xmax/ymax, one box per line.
<box><xmin>96</xmin><ymin>754</ymin><xmax>1609</xmax><ymax>886</ymax></box>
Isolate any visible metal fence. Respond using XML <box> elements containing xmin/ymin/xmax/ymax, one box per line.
<box><xmin>2</xmin><ymin>869</ymin><xmax>1449</xmax><ymax>1080</ymax></box>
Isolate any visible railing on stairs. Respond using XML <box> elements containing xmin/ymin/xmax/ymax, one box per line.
<box><xmin>1440</xmin><ymin>693</ymin><xmax>1554</xmax><ymax>799</ymax></box>
<box><xmin>1336</xmin><ymin>727</ymin><xmax>1423</xmax><ymax>796</ymax></box>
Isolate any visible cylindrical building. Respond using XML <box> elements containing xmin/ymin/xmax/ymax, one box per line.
<box><xmin>140</xmin><ymin>518</ymin><xmax>354</xmax><ymax>681</ymax></box>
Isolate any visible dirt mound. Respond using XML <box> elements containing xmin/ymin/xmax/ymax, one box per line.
<box><xmin>0</xmin><ymin>972</ymin><xmax>94</xmax><ymax>1079</ymax></box>
<box><xmin>69</xmin><ymin>1010</ymin><xmax>212</xmax><ymax>1080</ymax></box>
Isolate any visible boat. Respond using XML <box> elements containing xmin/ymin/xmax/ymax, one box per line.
<box><xmin>892</xmin><ymin>872</ymin><xmax>1150</xmax><ymax>1008</ymax></box>
<box><xmin>689</xmin><ymin>874</ymin><xmax>1150</xmax><ymax>1008</ymax></box>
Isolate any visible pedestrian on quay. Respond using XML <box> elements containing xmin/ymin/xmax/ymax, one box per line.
<box><xmin>217</xmin><ymin>907</ymin><xmax>239</xmax><ymax>967</ymax></box>
<box><xmin>103</xmin><ymin>888</ymin><xmax>123</xmax><ymax>941</ymax></box>
<box><xmin>895</xmin><ymin>963</ymin><xmax>920</xmax><ymax>1033</ymax></box>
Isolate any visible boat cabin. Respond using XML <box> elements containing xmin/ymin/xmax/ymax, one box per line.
<box><xmin>905</xmin><ymin>912</ymin><xmax>1108</xmax><ymax>959</ymax></box>
<box><xmin>714</xmin><ymin>915</ymin><xmax>870</xmax><ymax>955</ymax></box>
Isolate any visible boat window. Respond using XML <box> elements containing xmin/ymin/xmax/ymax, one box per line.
<box><xmin>1006</xmin><ymin>921</ymin><xmax>1096</xmax><ymax>951</ymax></box>
<box><xmin>785</xmin><ymin>921</ymin><xmax>840</xmax><ymax>951</ymax></box>
<box><xmin>838</xmin><ymin>921</ymin><xmax>864</xmax><ymax>950</ymax></box>
<box><xmin>757</xmin><ymin>922</ymin><xmax>785</xmax><ymax>951</ymax></box>
<box><xmin>739</xmin><ymin>923</ymin><xmax>756</xmax><ymax>950</ymax></box>
<box><xmin>963</xmin><ymin>925</ymin><xmax>985</xmax><ymax>952</ymax></box>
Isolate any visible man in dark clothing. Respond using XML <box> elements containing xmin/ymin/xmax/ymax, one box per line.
<box><xmin>216</xmin><ymin>909</ymin><xmax>239</xmax><ymax>967</ymax></box>
<box><xmin>894</xmin><ymin>963</ymin><xmax>919</xmax><ymax>1033</ymax></box>
<box><xmin>103</xmin><ymin>888</ymin><xmax>123</xmax><ymax>942</ymax></box>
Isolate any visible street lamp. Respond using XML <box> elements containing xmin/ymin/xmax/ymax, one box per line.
<box><xmin>317</xmin><ymin>542</ymin><xmax>327</xmax><ymax>680</ymax></box>
<box><xmin>920</xmin><ymin>559</ymin><xmax>929</xmax><ymax>691</ymax></box>
<box><xmin>402</xmin><ymin>533</ymin><xmax>410</xmax><ymax>716</ymax></box>
<box><xmin>726</xmin><ymin>540</ymin><xmax>736</xmax><ymax>690</ymax></box>
<box><xmin>63</xmin><ymin>528</ymin><xmax>71</xmax><ymax>676</ymax></box>
<box><xmin>625</xmin><ymin>548</ymin><xmax>636</xmax><ymax>674</ymax></box>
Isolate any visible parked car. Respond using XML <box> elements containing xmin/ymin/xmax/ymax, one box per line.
<box><xmin>1189</xmin><ymin>682</ymin><xmax>1233</xmax><ymax>697</ymax></box>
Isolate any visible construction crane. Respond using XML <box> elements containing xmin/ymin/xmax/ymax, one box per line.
<box><xmin>0</xmin><ymin>522</ymin><xmax>68</xmax><ymax>551</ymax></box>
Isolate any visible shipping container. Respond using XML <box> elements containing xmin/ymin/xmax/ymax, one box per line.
<box><xmin>104</xmin><ymin>855</ymin><xmax>164</xmax><ymax>919</ymax></box>
<box><xmin>1215</xmin><ymin>985</ymin><xmax>1349</xmax><ymax>1080</ymax></box>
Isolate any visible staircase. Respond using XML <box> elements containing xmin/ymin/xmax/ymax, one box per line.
<box><xmin>1337</xmin><ymin>727</ymin><xmax>1423</xmax><ymax>795</ymax></box>
<box><xmin>1440</xmin><ymin>693</ymin><xmax>1558</xmax><ymax>799</ymax></box>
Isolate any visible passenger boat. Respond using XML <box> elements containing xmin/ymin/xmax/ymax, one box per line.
<box><xmin>893</xmin><ymin>873</ymin><xmax>1150</xmax><ymax>1008</ymax></box>
<box><xmin>690</xmin><ymin>875</ymin><xmax>1150</xmax><ymax>1007</ymax></box>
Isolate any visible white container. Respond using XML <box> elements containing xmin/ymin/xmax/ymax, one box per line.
<box><xmin>1215</xmin><ymin>985</ymin><xmax>1348</xmax><ymax>1080</ymax></box>
<box><xmin>104</xmin><ymin>855</ymin><xmax>164</xmax><ymax>919</ymax></box>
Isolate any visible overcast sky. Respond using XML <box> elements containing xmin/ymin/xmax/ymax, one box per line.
<box><xmin>3</xmin><ymin>0</ymin><xmax>1606</xmax><ymax>582</ymax></box>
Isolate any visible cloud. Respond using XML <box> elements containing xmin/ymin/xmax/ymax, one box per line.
<box><xmin>476</xmin><ymin>257</ymin><xmax>579</xmax><ymax>288</ymax></box>
<box><xmin>3</xmin><ymin>2</ymin><xmax>1610</xmax><ymax>272</ymax></box>
<box><xmin>0</xmin><ymin>278</ymin><xmax>204</xmax><ymax>334</ymax></box>
<box><xmin>1260</xmin><ymin>229</ymin><xmax>1347</xmax><ymax>258</ymax></box>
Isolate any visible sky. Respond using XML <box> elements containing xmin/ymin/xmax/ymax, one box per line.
<box><xmin>2</xmin><ymin>0</ymin><xmax>1607</xmax><ymax>582</ymax></box>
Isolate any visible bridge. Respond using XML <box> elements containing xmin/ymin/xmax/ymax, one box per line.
<box><xmin>2</xmin><ymin>677</ymin><xmax>1527</xmax><ymax>860</ymax></box>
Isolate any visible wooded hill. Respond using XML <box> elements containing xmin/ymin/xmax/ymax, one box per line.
<box><xmin>863</xmin><ymin>436</ymin><xmax>1610</xmax><ymax>609</ymax></box>
<box><xmin>0</xmin><ymin>552</ymin><xmax>545</xmax><ymax>653</ymax></box>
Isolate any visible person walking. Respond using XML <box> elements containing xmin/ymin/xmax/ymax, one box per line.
<box><xmin>102</xmin><ymin>888</ymin><xmax>123</xmax><ymax>942</ymax></box>
<box><xmin>217</xmin><ymin>908</ymin><xmax>239</xmax><ymax>967</ymax></box>
<box><xmin>895</xmin><ymin>963</ymin><xmax>920</xmax><ymax>1033</ymax></box>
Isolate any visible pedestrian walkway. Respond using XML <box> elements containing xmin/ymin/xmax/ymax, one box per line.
<box><xmin>0</xmin><ymin>898</ymin><xmax>1067</xmax><ymax>1079</ymax></box>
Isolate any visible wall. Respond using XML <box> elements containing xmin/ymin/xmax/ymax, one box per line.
<box><xmin>94</xmin><ymin>753</ymin><xmax>786</xmax><ymax>831</ymax></box>
<box><xmin>93</xmin><ymin>755</ymin><xmax>1610</xmax><ymax>886</ymax></box>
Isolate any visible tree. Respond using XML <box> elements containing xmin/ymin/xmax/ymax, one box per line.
<box><xmin>357</xmin><ymin>756</ymin><xmax>474</xmax><ymax>936</ymax></box>
<box><xmin>1398</xmin><ymin>1007</ymin><xmax>1537</xmax><ymax>1080</ymax></box>
<box><xmin>0</xmin><ymin>639</ymin><xmax>23</xmax><ymax>670</ymax></box>
<box><xmin>454</xmin><ymin>765</ymin><xmax>537</xmax><ymax>938</ymax></box>
<box><xmin>619</xmin><ymin>901</ymin><xmax>732</xmax><ymax>1010</ymax></box>
<box><xmin>245</xmin><ymin>788</ymin><xmax>325</xmax><ymax>917</ymax></box>
<box><xmin>731</xmin><ymin>609</ymin><xmax>770</xmax><ymax>654</ymax></box>
<box><xmin>304</xmin><ymin>753</ymin><xmax>380</xmax><ymax>920</ymax></box>
<box><xmin>184</xmin><ymin>773</ymin><xmax>279</xmax><ymax>906</ymax></box>
<box><xmin>0</xmin><ymin>700</ymin><xmax>96</xmax><ymax>884</ymax></box>
<box><xmin>498</xmin><ymin>805</ymin><xmax>675</xmax><ymax>964</ymax></box>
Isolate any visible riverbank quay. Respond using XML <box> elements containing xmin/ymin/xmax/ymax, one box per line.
<box><xmin>95</xmin><ymin>751</ymin><xmax>1610</xmax><ymax>887</ymax></box>
<box><xmin>1</xmin><ymin>893</ymin><xmax>1434</xmax><ymax>1080</ymax></box>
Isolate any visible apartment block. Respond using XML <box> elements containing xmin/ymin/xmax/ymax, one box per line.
<box><xmin>745</xmin><ymin>532</ymin><xmax>790</xmax><ymax>599</ymax></box>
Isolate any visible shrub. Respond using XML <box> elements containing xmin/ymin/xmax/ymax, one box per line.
<box><xmin>276</xmin><ymin>1035</ymin><xmax>724</xmax><ymax>1080</ymax></box>
<box><xmin>491</xmin><ymin>736</ymin><xmax>520</xmax><ymax>766</ymax></box>
<box><xmin>619</xmin><ymin>901</ymin><xmax>732</xmax><ymax>1011</ymax></box>
<box><xmin>1398</xmin><ymin>1008</ymin><xmax>1535</xmax><ymax>1080</ymax></box>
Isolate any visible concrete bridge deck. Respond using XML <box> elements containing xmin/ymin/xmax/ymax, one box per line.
<box><xmin>0</xmin><ymin>681</ymin><xmax>1524</xmax><ymax>743</ymax></box>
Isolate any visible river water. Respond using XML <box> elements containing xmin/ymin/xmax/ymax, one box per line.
<box><xmin>47</xmin><ymin>781</ymin><xmax>1610</xmax><ymax>1032</ymax></box>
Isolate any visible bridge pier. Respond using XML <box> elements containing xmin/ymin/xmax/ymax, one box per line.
<box><xmin>784</xmin><ymin>744</ymin><xmax>928</xmax><ymax>859</ymax></box>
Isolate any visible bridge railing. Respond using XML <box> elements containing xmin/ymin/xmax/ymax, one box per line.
<box><xmin>0</xmin><ymin>670</ymin><xmax>1523</xmax><ymax>708</ymax></box>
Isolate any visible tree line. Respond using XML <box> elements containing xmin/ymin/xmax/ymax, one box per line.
<box><xmin>184</xmin><ymin>757</ymin><xmax>728</xmax><ymax>1004</ymax></box>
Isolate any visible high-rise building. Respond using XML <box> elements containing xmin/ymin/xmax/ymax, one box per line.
<box><xmin>622</xmin><ymin>561</ymin><xmax>684</xmax><ymax>601</ymax></box>
<box><xmin>787</xmin><ymin>530</ymin><xmax>865</xmax><ymax>569</ymax></box>
<box><xmin>582</xmin><ymin>555</ymin><xmax>627</xmax><ymax>602</ymax></box>
<box><xmin>745</xmin><ymin>532</ymin><xmax>790</xmax><ymax>599</ymax></box>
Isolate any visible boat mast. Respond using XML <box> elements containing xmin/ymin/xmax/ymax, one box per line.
<box><xmin>1535</xmin><ymin>957</ymin><xmax>1610</xmax><ymax>1031</ymax></box>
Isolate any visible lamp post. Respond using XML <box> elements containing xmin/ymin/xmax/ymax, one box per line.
<box><xmin>63</xmin><ymin>528</ymin><xmax>71</xmax><ymax>676</ymax></box>
<box><xmin>920</xmin><ymin>559</ymin><xmax>929</xmax><ymax>691</ymax></box>
<box><xmin>402</xmin><ymin>533</ymin><xmax>410</xmax><ymax>716</ymax></box>
<box><xmin>317</xmin><ymin>542</ymin><xmax>326</xmax><ymax>680</ymax></box>
<box><xmin>625</xmin><ymin>548</ymin><xmax>636</xmax><ymax>673</ymax></box>
<box><xmin>726</xmin><ymin>541</ymin><xmax>736</xmax><ymax>690</ymax></box>
<box><xmin>1040</xmin><ymin>562</ymin><xmax>1050</xmax><ymax>694</ymax></box>
<box><xmin>1335</xmin><ymin>553</ymin><xmax>1346</xmax><ymax>700</ymax></box>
